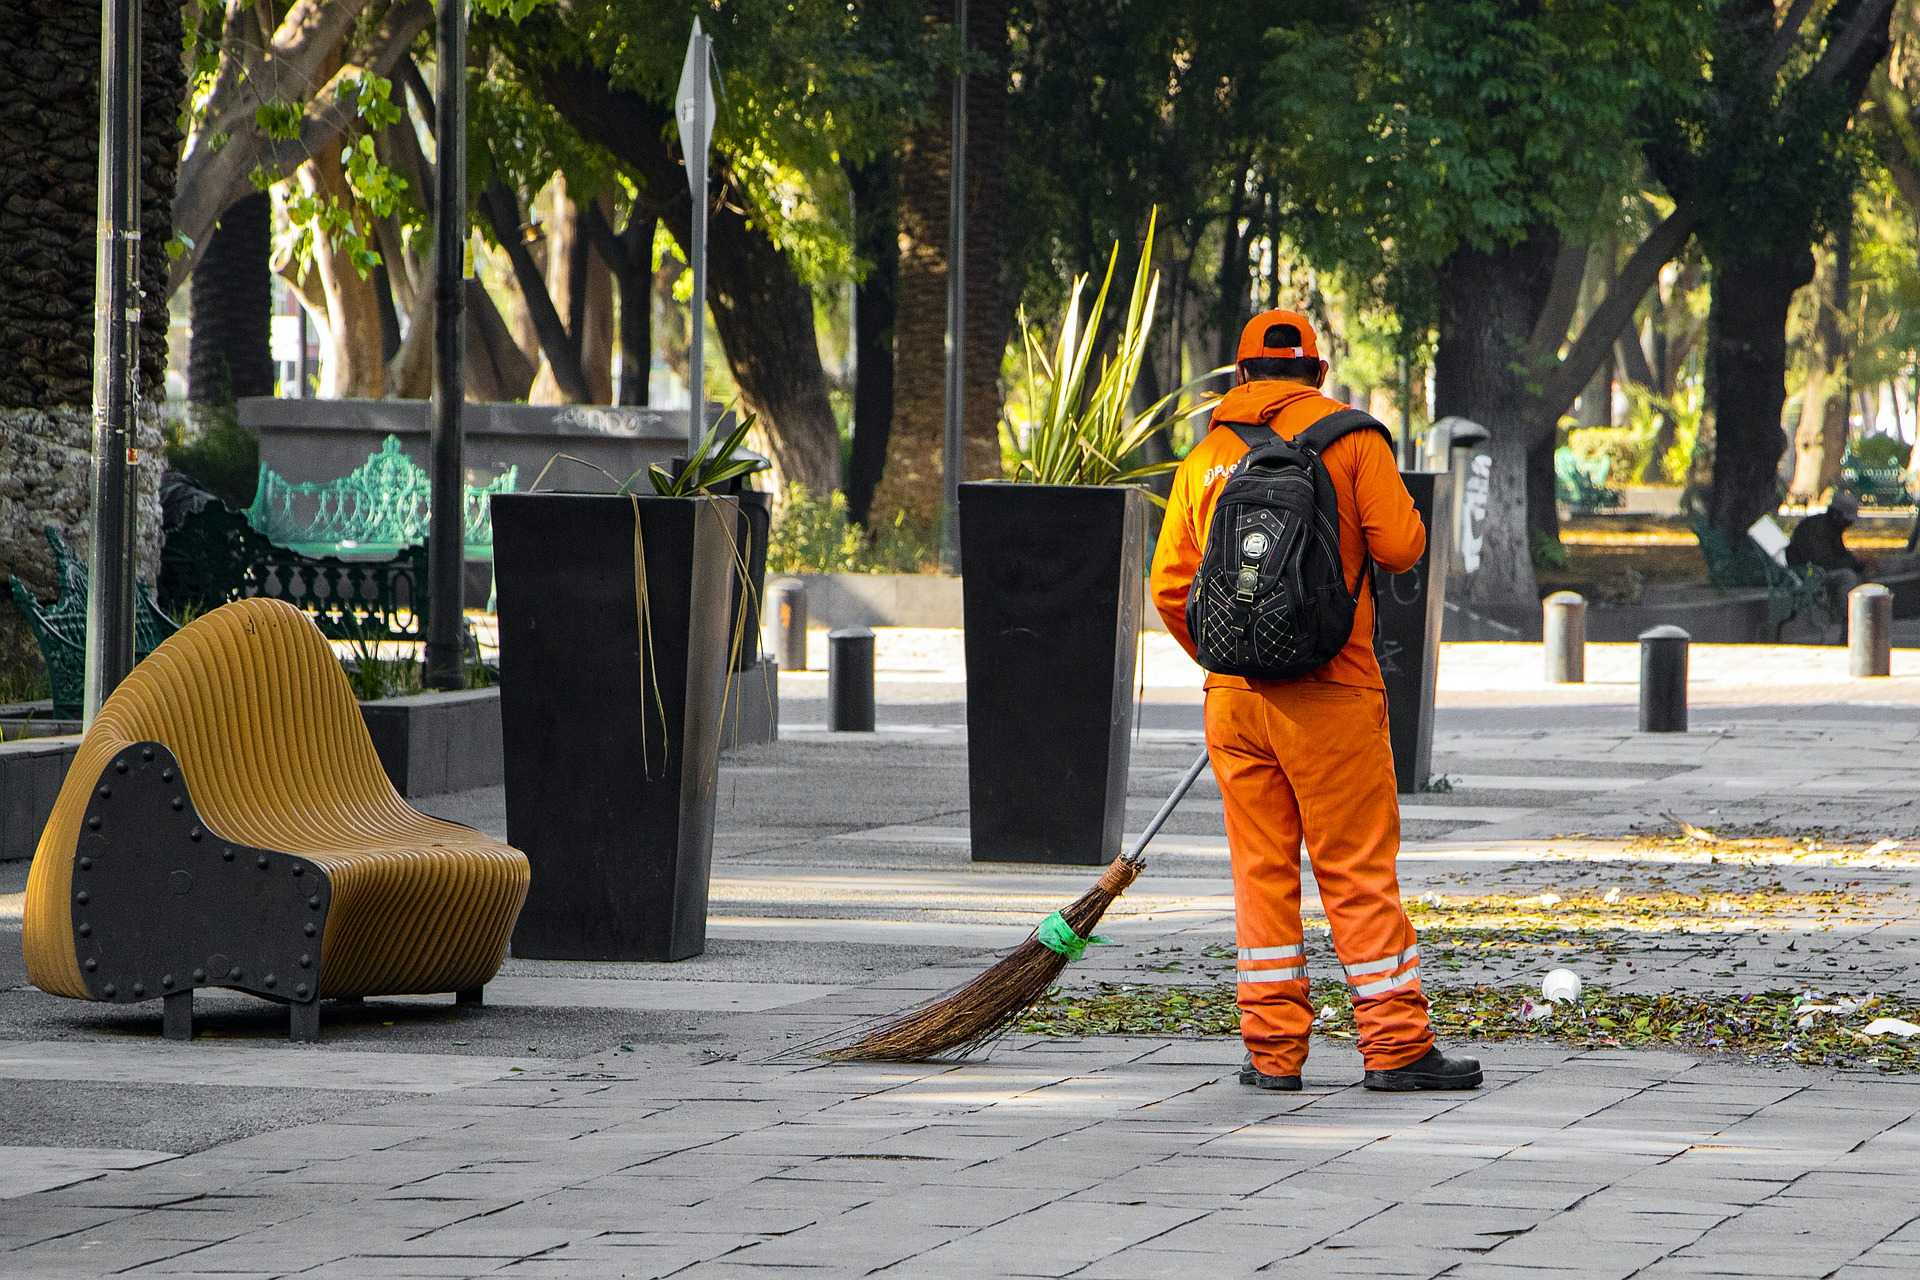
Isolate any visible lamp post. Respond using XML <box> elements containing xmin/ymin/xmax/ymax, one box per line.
<box><xmin>424</xmin><ymin>0</ymin><xmax>468</xmax><ymax>691</ymax></box>
<box><xmin>83</xmin><ymin>0</ymin><xmax>142</xmax><ymax>724</ymax></box>
<box><xmin>940</xmin><ymin>0</ymin><xmax>968</xmax><ymax>572</ymax></box>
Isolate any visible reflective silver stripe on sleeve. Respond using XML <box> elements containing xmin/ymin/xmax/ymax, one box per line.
<box><xmin>1237</xmin><ymin>944</ymin><xmax>1305</xmax><ymax>963</ymax></box>
<box><xmin>1343</xmin><ymin>944</ymin><xmax>1419</xmax><ymax>980</ymax></box>
<box><xmin>1350</xmin><ymin>966</ymin><xmax>1421</xmax><ymax>999</ymax></box>
<box><xmin>1236</xmin><ymin>965</ymin><xmax>1307</xmax><ymax>984</ymax></box>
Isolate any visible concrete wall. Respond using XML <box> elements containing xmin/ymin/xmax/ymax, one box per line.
<box><xmin>238</xmin><ymin>398</ymin><xmax>726</xmax><ymax>493</ymax></box>
<box><xmin>785</xmin><ymin>572</ymin><xmax>1172</xmax><ymax>632</ymax></box>
<box><xmin>0</xmin><ymin>735</ymin><xmax>79</xmax><ymax>862</ymax></box>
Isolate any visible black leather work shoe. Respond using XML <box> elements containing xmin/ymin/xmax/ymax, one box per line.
<box><xmin>1238</xmin><ymin>1055</ymin><xmax>1302</xmax><ymax>1092</ymax></box>
<box><xmin>1362</xmin><ymin>1046</ymin><xmax>1483</xmax><ymax>1091</ymax></box>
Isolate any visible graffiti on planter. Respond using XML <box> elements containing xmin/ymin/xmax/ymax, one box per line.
<box><xmin>1386</xmin><ymin>563</ymin><xmax>1424</xmax><ymax>607</ymax></box>
<box><xmin>1376</xmin><ymin>636</ymin><xmax>1404</xmax><ymax>678</ymax></box>
<box><xmin>1456</xmin><ymin>451</ymin><xmax>1493</xmax><ymax>575</ymax></box>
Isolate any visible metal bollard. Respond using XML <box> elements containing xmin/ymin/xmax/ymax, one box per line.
<box><xmin>765</xmin><ymin>577</ymin><xmax>807</xmax><ymax>671</ymax></box>
<box><xmin>1543</xmin><ymin>591</ymin><xmax>1587</xmax><ymax>683</ymax></box>
<box><xmin>1849</xmin><ymin>583</ymin><xmax>1892</xmax><ymax>678</ymax></box>
<box><xmin>827</xmin><ymin>626</ymin><xmax>875</xmax><ymax>731</ymax></box>
<box><xmin>1638</xmin><ymin>625</ymin><xmax>1690</xmax><ymax>733</ymax></box>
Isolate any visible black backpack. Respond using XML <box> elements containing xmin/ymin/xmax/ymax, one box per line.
<box><xmin>1185</xmin><ymin>408</ymin><xmax>1391</xmax><ymax>680</ymax></box>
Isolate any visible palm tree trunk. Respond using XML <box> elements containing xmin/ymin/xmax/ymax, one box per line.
<box><xmin>0</xmin><ymin>0</ymin><xmax>182</xmax><ymax>682</ymax></box>
<box><xmin>189</xmin><ymin>191</ymin><xmax>276</xmax><ymax>414</ymax></box>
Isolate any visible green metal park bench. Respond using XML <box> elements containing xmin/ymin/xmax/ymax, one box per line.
<box><xmin>1554</xmin><ymin>447</ymin><xmax>1623</xmax><ymax>514</ymax></box>
<box><xmin>246</xmin><ymin>435</ymin><xmax>517</xmax><ymax>560</ymax></box>
<box><xmin>1690</xmin><ymin>516</ymin><xmax>1832</xmax><ymax>639</ymax></box>
<box><xmin>6</xmin><ymin>527</ymin><xmax>179</xmax><ymax>717</ymax></box>
<box><xmin>1839</xmin><ymin>456</ymin><xmax>1912</xmax><ymax>509</ymax></box>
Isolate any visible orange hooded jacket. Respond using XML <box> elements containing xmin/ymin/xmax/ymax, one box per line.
<box><xmin>1149</xmin><ymin>381</ymin><xmax>1426</xmax><ymax>690</ymax></box>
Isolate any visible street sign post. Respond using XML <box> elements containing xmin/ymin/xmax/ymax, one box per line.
<box><xmin>425</xmin><ymin>0</ymin><xmax>468</xmax><ymax>691</ymax></box>
<box><xmin>676</xmin><ymin>19</ymin><xmax>714</xmax><ymax>457</ymax></box>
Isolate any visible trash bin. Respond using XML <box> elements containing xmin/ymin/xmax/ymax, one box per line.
<box><xmin>1377</xmin><ymin>469</ymin><xmax>1454</xmax><ymax>794</ymax></box>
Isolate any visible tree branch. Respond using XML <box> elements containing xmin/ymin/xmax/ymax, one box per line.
<box><xmin>479</xmin><ymin>179</ymin><xmax>592</xmax><ymax>403</ymax></box>
<box><xmin>1530</xmin><ymin>205</ymin><xmax>1699</xmax><ymax>424</ymax></box>
<box><xmin>1523</xmin><ymin>238</ymin><xmax>1588</xmax><ymax>364</ymax></box>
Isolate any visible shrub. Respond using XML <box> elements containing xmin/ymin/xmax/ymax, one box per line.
<box><xmin>766</xmin><ymin>485</ymin><xmax>941</xmax><ymax>575</ymax></box>
<box><xmin>1848</xmin><ymin>434</ymin><xmax>1907</xmax><ymax>470</ymax></box>
<box><xmin>163</xmin><ymin>408</ymin><xmax>260</xmax><ymax>508</ymax></box>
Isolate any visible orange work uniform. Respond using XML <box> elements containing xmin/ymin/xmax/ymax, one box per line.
<box><xmin>1150</xmin><ymin>378</ymin><xmax>1432</xmax><ymax>1076</ymax></box>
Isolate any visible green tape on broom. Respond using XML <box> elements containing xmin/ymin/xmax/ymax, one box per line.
<box><xmin>1035</xmin><ymin>911</ymin><xmax>1110</xmax><ymax>963</ymax></box>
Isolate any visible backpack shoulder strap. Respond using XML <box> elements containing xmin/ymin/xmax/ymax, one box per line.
<box><xmin>1296</xmin><ymin>408</ymin><xmax>1392</xmax><ymax>455</ymax></box>
<box><xmin>1222</xmin><ymin>421</ymin><xmax>1275</xmax><ymax>449</ymax></box>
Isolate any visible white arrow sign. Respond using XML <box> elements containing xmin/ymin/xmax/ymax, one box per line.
<box><xmin>676</xmin><ymin>18</ymin><xmax>713</xmax><ymax>453</ymax></box>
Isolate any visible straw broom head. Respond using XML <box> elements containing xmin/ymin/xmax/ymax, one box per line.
<box><xmin>822</xmin><ymin>854</ymin><xmax>1143</xmax><ymax>1062</ymax></box>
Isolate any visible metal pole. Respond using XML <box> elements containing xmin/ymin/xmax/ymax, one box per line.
<box><xmin>1543</xmin><ymin>591</ymin><xmax>1587</xmax><ymax>683</ymax></box>
<box><xmin>1848</xmin><ymin>583</ymin><xmax>1891</xmax><ymax>678</ymax></box>
<box><xmin>687</xmin><ymin>28</ymin><xmax>709</xmax><ymax>455</ymax></box>
<box><xmin>1638</xmin><ymin>625</ymin><xmax>1690</xmax><ymax>733</ymax></box>
<box><xmin>940</xmin><ymin>0</ymin><xmax>968</xmax><ymax>572</ymax></box>
<box><xmin>828</xmin><ymin>627</ymin><xmax>876</xmax><ymax>731</ymax></box>
<box><xmin>83</xmin><ymin>0</ymin><xmax>142</xmax><ymax>725</ymax></box>
<box><xmin>424</xmin><ymin>0</ymin><xmax>467</xmax><ymax>691</ymax></box>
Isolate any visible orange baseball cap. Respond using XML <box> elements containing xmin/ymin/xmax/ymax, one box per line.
<box><xmin>1235</xmin><ymin>309</ymin><xmax>1320</xmax><ymax>364</ymax></box>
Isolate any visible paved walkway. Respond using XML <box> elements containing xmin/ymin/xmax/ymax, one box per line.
<box><xmin>2</xmin><ymin>640</ymin><xmax>1919</xmax><ymax>1277</ymax></box>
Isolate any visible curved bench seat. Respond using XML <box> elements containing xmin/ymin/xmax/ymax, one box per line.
<box><xmin>23</xmin><ymin>598</ymin><xmax>529</xmax><ymax>1040</ymax></box>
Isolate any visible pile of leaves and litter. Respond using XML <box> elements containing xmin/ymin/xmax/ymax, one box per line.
<box><xmin>1404</xmin><ymin>887</ymin><xmax>1881</xmax><ymax>933</ymax></box>
<box><xmin>1013</xmin><ymin>982</ymin><xmax>1920</xmax><ymax>1072</ymax></box>
<box><xmin>1626</xmin><ymin>821</ymin><xmax>1918</xmax><ymax>865</ymax></box>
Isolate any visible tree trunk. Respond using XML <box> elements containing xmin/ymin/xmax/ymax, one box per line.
<box><xmin>616</xmin><ymin>211</ymin><xmax>652</xmax><ymax>406</ymax></box>
<box><xmin>527</xmin><ymin>176</ymin><xmax>612</xmax><ymax>404</ymax></box>
<box><xmin>1702</xmin><ymin>246</ymin><xmax>1815</xmax><ymax>535</ymax></box>
<box><xmin>0</xmin><ymin>0</ymin><xmax>180</xmax><ymax>681</ymax></box>
<box><xmin>1788</xmin><ymin>221</ymin><xmax>1851</xmax><ymax>502</ymax></box>
<box><xmin>845</xmin><ymin>155</ymin><xmax>899</xmax><ymax>524</ymax></box>
<box><xmin>506</xmin><ymin>24</ymin><xmax>842</xmax><ymax>495</ymax></box>
<box><xmin>480</xmin><ymin>179</ymin><xmax>590</xmax><ymax>404</ymax></box>
<box><xmin>189</xmin><ymin>191</ymin><xmax>275</xmax><ymax>413</ymax></box>
<box><xmin>293</xmin><ymin>154</ymin><xmax>386</xmax><ymax>399</ymax></box>
<box><xmin>870</xmin><ymin>0</ymin><xmax>1012</xmax><ymax>530</ymax></box>
<box><xmin>1432</xmin><ymin>228</ymin><xmax>1563</xmax><ymax>609</ymax></box>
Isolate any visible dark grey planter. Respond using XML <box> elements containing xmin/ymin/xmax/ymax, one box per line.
<box><xmin>1375</xmin><ymin>471</ymin><xmax>1453</xmax><ymax>794</ymax></box>
<box><xmin>491</xmin><ymin>492</ymin><xmax>737</xmax><ymax>960</ymax></box>
<box><xmin>959</xmin><ymin>482</ymin><xmax>1150</xmax><ymax>865</ymax></box>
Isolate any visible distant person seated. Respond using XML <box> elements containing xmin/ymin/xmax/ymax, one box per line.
<box><xmin>1786</xmin><ymin>491</ymin><xmax>1866</xmax><ymax>576</ymax></box>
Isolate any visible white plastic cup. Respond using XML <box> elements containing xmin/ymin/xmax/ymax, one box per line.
<box><xmin>1541</xmin><ymin>968</ymin><xmax>1583</xmax><ymax>1005</ymax></box>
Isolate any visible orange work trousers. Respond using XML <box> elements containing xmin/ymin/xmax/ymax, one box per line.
<box><xmin>1205</xmin><ymin>681</ymin><xmax>1432</xmax><ymax>1075</ymax></box>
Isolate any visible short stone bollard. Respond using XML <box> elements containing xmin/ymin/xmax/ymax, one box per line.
<box><xmin>1543</xmin><ymin>591</ymin><xmax>1586</xmax><ymax>683</ymax></box>
<box><xmin>766</xmin><ymin>577</ymin><xmax>808</xmax><ymax>671</ymax></box>
<box><xmin>1849</xmin><ymin>583</ymin><xmax>1892</xmax><ymax>678</ymax></box>
<box><xmin>828</xmin><ymin>627</ymin><xmax>875</xmax><ymax>732</ymax></box>
<box><xmin>1638</xmin><ymin>625</ymin><xmax>1690</xmax><ymax>733</ymax></box>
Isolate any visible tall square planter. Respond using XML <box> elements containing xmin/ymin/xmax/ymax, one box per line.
<box><xmin>491</xmin><ymin>492</ymin><xmax>737</xmax><ymax>960</ymax></box>
<box><xmin>959</xmin><ymin>482</ymin><xmax>1150</xmax><ymax>865</ymax></box>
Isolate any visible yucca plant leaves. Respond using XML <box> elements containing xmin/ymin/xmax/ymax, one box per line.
<box><xmin>644</xmin><ymin>407</ymin><xmax>768</xmax><ymax>497</ymax></box>
<box><xmin>1004</xmin><ymin>208</ymin><xmax>1224</xmax><ymax>488</ymax></box>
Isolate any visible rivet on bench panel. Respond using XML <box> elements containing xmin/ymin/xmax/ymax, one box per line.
<box><xmin>228</xmin><ymin>967</ymin><xmax>242</xmax><ymax>980</ymax></box>
<box><xmin>161</xmin><ymin>768</ymin><xmax>174</xmax><ymax>782</ymax></box>
<box><xmin>103</xmin><ymin>983</ymin><xmax>116</xmax><ymax>997</ymax></box>
<box><xmin>171</xmin><ymin>797</ymin><xmax>184</xmax><ymax>811</ymax></box>
<box><xmin>299</xmin><ymin>954</ymin><xmax>312</xmax><ymax>968</ymax></box>
<box><xmin>303</xmin><ymin>923</ymin><xmax>316</xmax><ymax>937</ymax></box>
<box><xmin>189</xmin><ymin>827</ymin><xmax>203</xmax><ymax>841</ymax></box>
<box><xmin>86</xmin><ymin>816</ymin><xmax>101</xmax><ymax>830</ymax></box>
<box><xmin>257</xmin><ymin>855</ymin><xmax>269</xmax><ymax>869</ymax></box>
<box><xmin>78</xmin><ymin>923</ymin><xmax>91</xmax><ymax>937</ymax></box>
<box><xmin>84</xmin><ymin>959</ymin><xmax>97</xmax><ymax>972</ymax></box>
<box><xmin>192</xmin><ymin>968</ymin><xmax>206</xmax><ymax>981</ymax></box>
<box><xmin>79</xmin><ymin>857</ymin><xmax>92</xmax><ymax>871</ymax></box>
<box><xmin>141</xmin><ymin>748</ymin><xmax>153</xmax><ymax>762</ymax></box>
<box><xmin>114</xmin><ymin>759</ymin><xmax>128</xmax><ymax>774</ymax></box>
<box><xmin>308</xmin><ymin>895</ymin><xmax>320</xmax><ymax>909</ymax></box>
<box><xmin>292</xmin><ymin>865</ymin><xmax>304</xmax><ymax>877</ymax></box>
<box><xmin>295</xmin><ymin>983</ymin><xmax>309</xmax><ymax>998</ymax></box>
<box><xmin>96</xmin><ymin>785</ymin><xmax>110</xmax><ymax>799</ymax></box>
<box><xmin>263</xmin><ymin>974</ymin><xmax>277</xmax><ymax>989</ymax></box>
<box><xmin>162</xmin><ymin>973</ymin><xmax>174</xmax><ymax>988</ymax></box>
<box><xmin>75</xmin><ymin>891</ymin><xmax>89</xmax><ymax>905</ymax></box>
<box><xmin>222</xmin><ymin>848</ymin><xmax>234</xmax><ymax>862</ymax></box>
<box><xmin>133</xmin><ymin>982</ymin><xmax>145</xmax><ymax>997</ymax></box>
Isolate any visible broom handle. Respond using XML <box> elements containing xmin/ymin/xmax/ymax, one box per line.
<box><xmin>1121</xmin><ymin>748</ymin><xmax>1212</xmax><ymax>867</ymax></box>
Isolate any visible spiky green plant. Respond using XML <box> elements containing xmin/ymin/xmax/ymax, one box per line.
<box><xmin>1004</xmin><ymin>209</ymin><xmax>1220</xmax><ymax>491</ymax></box>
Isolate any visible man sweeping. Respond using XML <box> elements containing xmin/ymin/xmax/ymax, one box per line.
<box><xmin>1149</xmin><ymin>309</ymin><xmax>1482</xmax><ymax>1093</ymax></box>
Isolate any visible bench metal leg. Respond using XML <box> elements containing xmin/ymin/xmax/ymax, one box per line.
<box><xmin>162</xmin><ymin>990</ymin><xmax>193</xmax><ymax>1042</ymax></box>
<box><xmin>289</xmin><ymin>1000</ymin><xmax>321</xmax><ymax>1043</ymax></box>
<box><xmin>456</xmin><ymin>986</ymin><xmax>484</xmax><ymax>1007</ymax></box>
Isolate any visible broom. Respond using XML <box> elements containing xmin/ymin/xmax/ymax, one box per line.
<box><xmin>822</xmin><ymin>748</ymin><xmax>1213</xmax><ymax>1062</ymax></box>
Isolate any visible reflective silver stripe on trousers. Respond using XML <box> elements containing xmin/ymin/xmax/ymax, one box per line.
<box><xmin>1350</xmin><ymin>966</ymin><xmax>1421</xmax><ymax>999</ymax></box>
<box><xmin>1344</xmin><ymin>944</ymin><xmax>1420</xmax><ymax>981</ymax></box>
<box><xmin>1237</xmin><ymin>944</ymin><xmax>1304</xmax><ymax>963</ymax></box>
<box><xmin>1237</xmin><ymin>965</ymin><xmax>1307</xmax><ymax>984</ymax></box>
